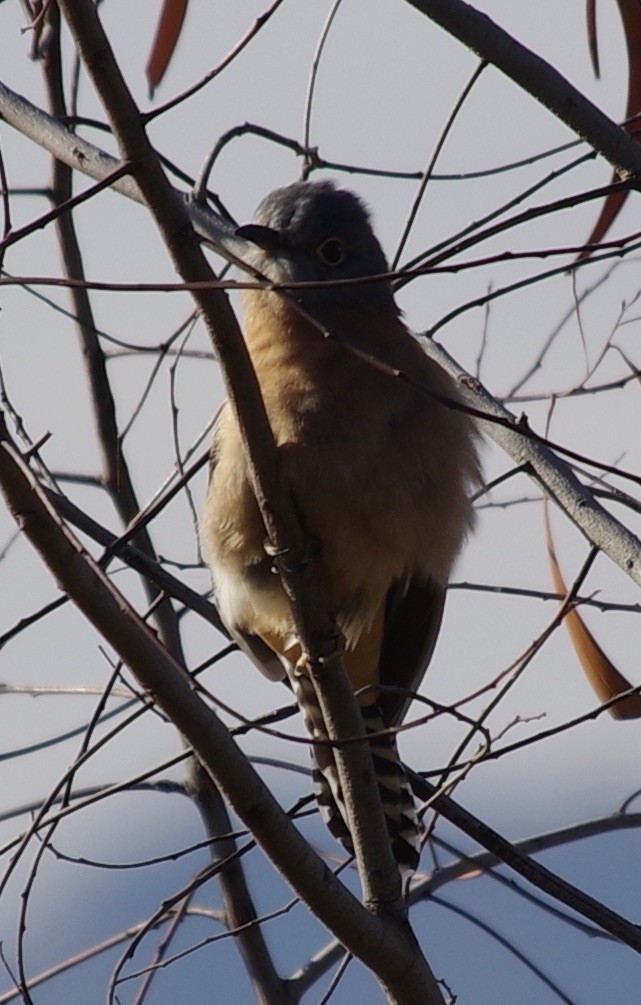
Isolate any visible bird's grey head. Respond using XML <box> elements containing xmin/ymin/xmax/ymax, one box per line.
<box><xmin>235</xmin><ymin>181</ymin><xmax>397</xmax><ymax>313</ymax></box>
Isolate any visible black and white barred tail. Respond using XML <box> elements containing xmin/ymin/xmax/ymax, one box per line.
<box><xmin>291</xmin><ymin>673</ymin><xmax>421</xmax><ymax>872</ymax></box>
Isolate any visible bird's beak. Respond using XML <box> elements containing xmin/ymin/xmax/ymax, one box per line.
<box><xmin>234</xmin><ymin>223</ymin><xmax>282</xmax><ymax>253</ymax></box>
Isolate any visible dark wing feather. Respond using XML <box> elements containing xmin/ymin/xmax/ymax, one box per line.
<box><xmin>378</xmin><ymin>577</ymin><xmax>446</xmax><ymax>726</ymax></box>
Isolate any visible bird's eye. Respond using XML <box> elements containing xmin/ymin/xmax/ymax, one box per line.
<box><xmin>316</xmin><ymin>237</ymin><xmax>346</xmax><ymax>266</ymax></box>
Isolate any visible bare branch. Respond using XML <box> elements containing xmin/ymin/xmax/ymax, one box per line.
<box><xmin>0</xmin><ymin>412</ymin><xmax>444</xmax><ymax>1003</ymax></box>
<box><xmin>56</xmin><ymin>0</ymin><xmax>409</xmax><ymax>930</ymax></box>
<box><xmin>405</xmin><ymin>0</ymin><xmax>641</xmax><ymax>180</ymax></box>
<box><xmin>425</xmin><ymin>339</ymin><xmax>641</xmax><ymax>589</ymax></box>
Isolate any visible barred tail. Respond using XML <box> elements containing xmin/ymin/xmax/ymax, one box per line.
<box><xmin>291</xmin><ymin>674</ymin><xmax>421</xmax><ymax>872</ymax></box>
<box><xmin>361</xmin><ymin>704</ymin><xmax>421</xmax><ymax>871</ymax></box>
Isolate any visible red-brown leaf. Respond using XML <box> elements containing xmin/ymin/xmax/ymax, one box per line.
<box><xmin>544</xmin><ymin>505</ymin><xmax>641</xmax><ymax>718</ymax></box>
<box><xmin>579</xmin><ymin>0</ymin><xmax>641</xmax><ymax>258</ymax></box>
<box><xmin>146</xmin><ymin>0</ymin><xmax>189</xmax><ymax>95</ymax></box>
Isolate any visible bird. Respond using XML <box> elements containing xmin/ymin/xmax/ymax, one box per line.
<box><xmin>201</xmin><ymin>180</ymin><xmax>481</xmax><ymax>871</ymax></box>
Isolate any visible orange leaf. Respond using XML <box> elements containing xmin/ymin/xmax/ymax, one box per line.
<box><xmin>146</xmin><ymin>0</ymin><xmax>189</xmax><ymax>95</ymax></box>
<box><xmin>544</xmin><ymin>504</ymin><xmax>641</xmax><ymax>719</ymax></box>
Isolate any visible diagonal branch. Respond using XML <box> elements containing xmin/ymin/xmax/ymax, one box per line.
<box><xmin>55</xmin><ymin>0</ymin><xmax>406</xmax><ymax>920</ymax></box>
<box><xmin>6</xmin><ymin>2</ymin><xmax>449</xmax><ymax>1001</ymax></box>
<box><xmin>34</xmin><ymin>20</ymin><xmax>271</xmax><ymax>1001</ymax></box>
<box><xmin>186</xmin><ymin>764</ymin><xmax>299</xmax><ymax>1005</ymax></box>
<box><xmin>0</xmin><ymin>412</ymin><xmax>443</xmax><ymax>1004</ymax></box>
<box><xmin>425</xmin><ymin>339</ymin><xmax>641</xmax><ymax>589</ymax></box>
<box><xmin>408</xmin><ymin>770</ymin><xmax>641</xmax><ymax>951</ymax></box>
<box><xmin>37</xmin><ymin>7</ymin><xmax>183</xmax><ymax>655</ymax></box>
<box><xmin>2</xmin><ymin>77</ymin><xmax>641</xmax><ymax>595</ymax></box>
<box><xmin>404</xmin><ymin>0</ymin><xmax>641</xmax><ymax>181</ymax></box>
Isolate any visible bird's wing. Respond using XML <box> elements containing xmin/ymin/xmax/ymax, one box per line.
<box><xmin>230</xmin><ymin>623</ymin><xmax>288</xmax><ymax>681</ymax></box>
<box><xmin>207</xmin><ymin>406</ymin><xmax>288</xmax><ymax>682</ymax></box>
<box><xmin>378</xmin><ymin>577</ymin><xmax>446</xmax><ymax>726</ymax></box>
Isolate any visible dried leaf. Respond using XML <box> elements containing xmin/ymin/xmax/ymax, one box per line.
<box><xmin>579</xmin><ymin>0</ymin><xmax>641</xmax><ymax>258</ymax></box>
<box><xmin>544</xmin><ymin>504</ymin><xmax>641</xmax><ymax>718</ymax></box>
<box><xmin>146</xmin><ymin>0</ymin><xmax>189</xmax><ymax>95</ymax></box>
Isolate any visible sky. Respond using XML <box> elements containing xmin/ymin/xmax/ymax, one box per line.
<box><xmin>1</xmin><ymin>1</ymin><xmax>640</xmax><ymax>1003</ymax></box>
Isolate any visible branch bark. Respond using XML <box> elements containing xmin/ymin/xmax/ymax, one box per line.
<box><xmin>1</xmin><ymin>1</ymin><xmax>450</xmax><ymax>999</ymax></box>
<box><xmin>38</xmin><ymin>6</ymin><xmax>183</xmax><ymax>655</ymax></box>
<box><xmin>2</xmin><ymin>4</ymin><xmax>640</xmax><ymax>995</ymax></box>
<box><xmin>186</xmin><ymin>761</ymin><xmax>298</xmax><ymax>1005</ymax></box>
<box><xmin>2</xmin><ymin>69</ymin><xmax>641</xmax><ymax>594</ymax></box>
<box><xmin>37</xmin><ymin>16</ymin><xmax>286</xmax><ymax>999</ymax></box>
<box><xmin>55</xmin><ymin>0</ymin><xmax>407</xmax><ymax>919</ymax></box>
<box><xmin>57</xmin><ymin>0</ymin><xmax>410</xmax><ymax>917</ymax></box>
<box><xmin>404</xmin><ymin>0</ymin><xmax>641</xmax><ymax>180</ymax></box>
<box><xmin>0</xmin><ymin>413</ymin><xmax>444</xmax><ymax>1004</ymax></box>
<box><xmin>425</xmin><ymin>339</ymin><xmax>641</xmax><ymax>589</ymax></box>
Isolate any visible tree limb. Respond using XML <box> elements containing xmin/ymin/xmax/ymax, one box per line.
<box><xmin>425</xmin><ymin>339</ymin><xmax>641</xmax><ymax>589</ymax></box>
<box><xmin>2</xmin><ymin>75</ymin><xmax>641</xmax><ymax>595</ymax></box>
<box><xmin>55</xmin><ymin>0</ymin><xmax>409</xmax><ymax>922</ymax></box>
<box><xmin>404</xmin><ymin>0</ymin><xmax>641</xmax><ymax>181</ymax></box>
<box><xmin>0</xmin><ymin>412</ymin><xmax>444</xmax><ymax>1004</ymax></box>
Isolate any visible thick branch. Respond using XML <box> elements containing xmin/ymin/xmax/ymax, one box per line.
<box><xmin>0</xmin><ymin>415</ymin><xmax>443</xmax><ymax>1004</ymax></box>
<box><xmin>425</xmin><ymin>339</ymin><xmax>641</xmax><ymax>588</ymax></box>
<box><xmin>409</xmin><ymin>771</ymin><xmax>641</xmax><ymax>951</ymax></box>
<box><xmin>1</xmin><ymin>51</ymin><xmax>411</xmax><ymax>962</ymax></box>
<box><xmin>39</xmin><ymin>10</ymin><xmax>183</xmax><ymax>656</ymax></box>
<box><xmin>55</xmin><ymin>0</ymin><xmax>405</xmax><ymax>920</ymax></box>
<box><xmin>405</xmin><ymin>0</ymin><xmax>641</xmax><ymax>180</ymax></box>
<box><xmin>416</xmin><ymin>811</ymin><xmax>641</xmax><ymax>899</ymax></box>
<box><xmin>186</xmin><ymin>760</ymin><xmax>298</xmax><ymax>1005</ymax></box>
<box><xmin>2</xmin><ymin>79</ymin><xmax>641</xmax><ymax>595</ymax></box>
